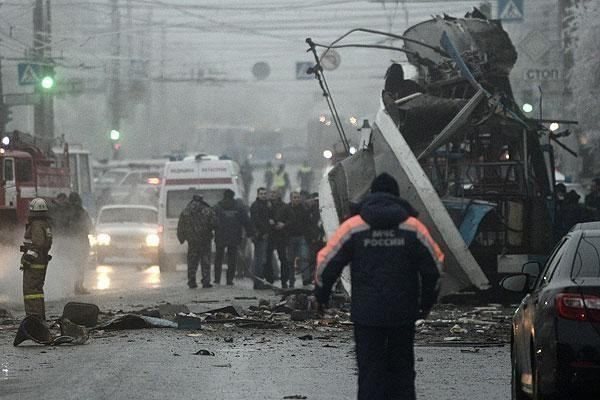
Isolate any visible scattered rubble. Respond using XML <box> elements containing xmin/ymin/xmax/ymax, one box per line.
<box><xmin>194</xmin><ymin>349</ymin><xmax>215</xmax><ymax>356</ymax></box>
<box><xmin>415</xmin><ymin>304</ymin><xmax>512</xmax><ymax>345</ymax></box>
<box><xmin>2</xmin><ymin>292</ymin><xmax>514</xmax><ymax>348</ymax></box>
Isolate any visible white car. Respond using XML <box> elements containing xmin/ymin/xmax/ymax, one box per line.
<box><xmin>92</xmin><ymin>204</ymin><xmax>160</xmax><ymax>265</ymax></box>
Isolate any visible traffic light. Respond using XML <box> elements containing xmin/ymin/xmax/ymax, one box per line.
<box><xmin>109</xmin><ymin>129</ymin><xmax>122</xmax><ymax>160</ymax></box>
<box><xmin>109</xmin><ymin>129</ymin><xmax>121</xmax><ymax>141</ymax></box>
<box><xmin>521</xmin><ymin>90</ymin><xmax>535</xmax><ymax>114</ymax></box>
<box><xmin>39</xmin><ymin>65</ymin><xmax>55</xmax><ymax>91</ymax></box>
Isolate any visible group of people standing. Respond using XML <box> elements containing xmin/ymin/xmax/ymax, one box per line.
<box><xmin>554</xmin><ymin>178</ymin><xmax>600</xmax><ymax>240</ymax></box>
<box><xmin>177</xmin><ymin>189</ymin><xmax>255</xmax><ymax>289</ymax></box>
<box><xmin>177</xmin><ymin>186</ymin><xmax>324</xmax><ymax>291</ymax></box>
<box><xmin>250</xmin><ymin>188</ymin><xmax>323</xmax><ymax>289</ymax></box>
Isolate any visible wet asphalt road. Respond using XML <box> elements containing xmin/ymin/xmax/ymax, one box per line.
<box><xmin>0</xmin><ymin>262</ymin><xmax>509</xmax><ymax>400</ymax></box>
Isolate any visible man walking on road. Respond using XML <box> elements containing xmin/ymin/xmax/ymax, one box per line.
<box><xmin>177</xmin><ymin>193</ymin><xmax>216</xmax><ymax>289</ymax></box>
<box><xmin>314</xmin><ymin>173</ymin><xmax>443</xmax><ymax>400</ymax></box>
<box><xmin>266</xmin><ymin>189</ymin><xmax>288</xmax><ymax>286</ymax></box>
<box><xmin>214</xmin><ymin>189</ymin><xmax>254</xmax><ymax>285</ymax></box>
<box><xmin>250</xmin><ymin>187</ymin><xmax>272</xmax><ymax>289</ymax></box>
<box><xmin>280</xmin><ymin>191</ymin><xmax>312</xmax><ymax>287</ymax></box>
<box><xmin>20</xmin><ymin>198</ymin><xmax>53</xmax><ymax>321</ymax></box>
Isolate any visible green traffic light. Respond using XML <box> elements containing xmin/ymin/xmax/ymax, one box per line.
<box><xmin>40</xmin><ymin>76</ymin><xmax>55</xmax><ymax>90</ymax></box>
<box><xmin>110</xmin><ymin>129</ymin><xmax>121</xmax><ymax>141</ymax></box>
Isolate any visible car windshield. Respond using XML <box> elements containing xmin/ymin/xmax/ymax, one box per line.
<box><xmin>166</xmin><ymin>189</ymin><xmax>224</xmax><ymax>219</ymax></box>
<box><xmin>99</xmin><ymin>208</ymin><xmax>157</xmax><ymax>224</ymax></box>
<box><xmin>97</xmin><ymin>170</ymin><xmax>127</xmax><ymax>185</ymax></box>
<box><xmin>572</xmin><ymin>236</ymin><xmax>600</xmax><ymax>278</ymax></box>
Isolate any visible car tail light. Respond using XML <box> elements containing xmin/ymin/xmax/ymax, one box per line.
<box><xmin>556</xmin><ymin>293</ymin><xmax>600</xmax><ymax>322</ymax></box>
<box><xmin>147</xmin><ymin>177</ymin><xmax>160</xmax><ymax>185</ymax></box>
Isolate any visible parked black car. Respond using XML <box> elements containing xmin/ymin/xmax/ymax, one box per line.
<box><xmin>502</xmin><ymin>226</ymin><xmax>600</xmax><ymax>399</ymax></box>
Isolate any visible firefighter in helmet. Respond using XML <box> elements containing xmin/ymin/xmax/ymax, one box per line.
<box><xmin>20</xmin><ymin>198</ymin><xmax>53</xmax><ymax>321</ymax></box>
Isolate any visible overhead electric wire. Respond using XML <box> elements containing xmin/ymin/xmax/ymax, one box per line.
<box><xmin>305</xmin><ymin>38</ymin><xmax>349</xmax><ymax>153</ymax></box>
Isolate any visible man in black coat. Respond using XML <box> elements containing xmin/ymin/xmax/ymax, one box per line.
<box><xmin>214</xmin><ymin>189</ymin><xmax>254</xmax><ymax>285</ymax></box>
<box><xmin>250</xmin><ymin>187</ymin><xmax>272</xmax><ymax>289</ymax></box>
<box><xmin>266</xmin><ymin>190</ymin><xmax>288</xmax><ymax>286</ymax></box>
<box><xmin>65</xmin><ymin>192</ymin><xmax>93</xmax><ymax>295</ymax></box>
<box><xmin>177</xmin><ymin>193</ymin><xmax>216</xmax><ymax>288</ymax></box>
<box><xmin>279</xmin><ymin>191</ymin><xmax>313</xmax><ymax>287</ymax></box>
<box><xmin>314</xmin><ymin>173</ymin><xmax>443</xmax><ymax>400</ymax></box>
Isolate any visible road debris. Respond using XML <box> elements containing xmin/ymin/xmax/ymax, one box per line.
<box><xmin>212</xmin><ymin>363</ymin><xmax>232</xmax><ymax>368</ymax></box>
<box><xmin>194</xmin><ymin>349</ymin><xmax>215</xmax><ymax>356</ymax></box>
<box><xmin>93</xmin><ymin>314</ymin><xmax>177</xmax><ymax>330</ymax></box>
<box><xmin>176</xmin><ymin>314</ymin><xmax>202</xmax><ymax>330</ymax></box>
<box><xmin>62</xmin><ymin>302</ymin><xmax>100</xmax><ymax>327</ymax></box>
<box><xmin>13</xmin><ymin>315</ymin><xmax>88</xmax><ymax>346</ymax></box>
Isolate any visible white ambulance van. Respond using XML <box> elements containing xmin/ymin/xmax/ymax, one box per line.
<box><xmin>157</xmin><ymin>154</ymin><xmax>244</xmax><ymax>271</ymax></box>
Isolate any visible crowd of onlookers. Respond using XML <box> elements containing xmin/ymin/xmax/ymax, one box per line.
<box><xmin>555</xmin><ymin>178</ymin><xmax>600</xmax><ymax>240</ymax></box>
<box><xmin>178</xmin><ymin>163</ymin><xmax>323</xmax><ymax>290</ymax></box>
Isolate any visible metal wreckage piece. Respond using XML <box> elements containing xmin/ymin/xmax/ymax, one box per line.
<box><xmin>319</xmin><ymin>12</ymin><xmax>556</xmax><ymax>295</ymax></box>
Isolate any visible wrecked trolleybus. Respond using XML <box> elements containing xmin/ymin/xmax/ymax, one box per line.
<box><xmin>311</xmin><ymin>10</ymin><xmax>558</xmax><ymax>295</ymax></box>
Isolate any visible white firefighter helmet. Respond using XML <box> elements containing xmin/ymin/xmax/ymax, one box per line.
<box><xmin>28</xmin><ymin>198</ymin><xmax>49</xmax><ymax>217</ymax></box>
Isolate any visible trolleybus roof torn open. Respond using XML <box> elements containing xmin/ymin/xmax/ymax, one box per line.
<box><xmin>311</xmin><ymin>9</ymin><xmax>565</xmax><ymax>296</ymax></box>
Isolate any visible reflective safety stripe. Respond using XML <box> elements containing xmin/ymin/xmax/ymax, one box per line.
<box><xmin>24</xmin><ymin>293</ymin><xmax>44</xmax><ymax>300</ymax></box>
<box><xmin>30</xmin><ymin>264</ymin><xmax>46</xmax><ymax>270</ymax></box>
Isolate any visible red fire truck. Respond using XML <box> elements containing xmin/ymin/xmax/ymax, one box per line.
<box><xmin>0</xmin><ymin>130</ymin><xmax>71</xmax><ymax>226</ymax></box>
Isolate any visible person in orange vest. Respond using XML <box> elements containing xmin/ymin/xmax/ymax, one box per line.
<box><xmin>313</xmin><ymin>173</ymin><xmax>443</xmax><ymax>400</ymax></box>
<box><xmin>20</xmin><ymin>198</ymin><xmax>53</xmax><ymax>321</ymax></box>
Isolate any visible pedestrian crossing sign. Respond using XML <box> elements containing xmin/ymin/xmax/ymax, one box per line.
<box><xmin>18</xmin><ymin>63</ymin><xmax>42</xmax><ymax>85</ymax></box>
<box><xmin>498</xmin><ymin>0</ymin><xmax>524</xmax><ymax>21</ymax></box>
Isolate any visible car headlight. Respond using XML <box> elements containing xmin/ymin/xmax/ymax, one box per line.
<box><xmin>97</xmin><ymin>233</ymin><xmax>111</xmax><ymax>246</ymax></box>
<box><xmin>88</xmin><ymin>234</ymin><xmax>97</xmax><ymax>247</ymax></box>
<box><xmin>145</xmin><ymin>233</ymin><xmax>160</xmax><ymax>247</ymax></box>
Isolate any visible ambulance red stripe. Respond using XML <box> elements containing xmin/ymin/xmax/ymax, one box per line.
<box><xmin>164</xmin><ymin>178</ymin><xmax>232</xmax><ymax>185</ymax></box>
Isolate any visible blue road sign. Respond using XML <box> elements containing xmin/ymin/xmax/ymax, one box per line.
<box><xmin>17</xmin><ymin>63</ymin><xmax>42</xmax><ymax>85</ymax></box>
<box><xmin>296</xmin><ymin>62</ymin><xmax>314</xmax><ymax>80</ymax></box>
<box><xmin>498</xmin><ymin>0</ymin><xmax>524</xmax><ymax>21</ymax></box>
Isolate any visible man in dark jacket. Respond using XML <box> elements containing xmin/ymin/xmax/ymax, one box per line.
<box><xmin>266</xmin><ymin>189</ymin><xmax>288</xmax><ymax>287</ymax></box>
<box><xmin>177</xmin><ymin>193</ymin><xmax>216</xmax><ymax>288</ymax></box>
<box><xmin>65</xmin><ymin>192</ymin><xmax>93</xmax><ymax>295</ymax></box>
<box><xmin>280</xmin><ymin>191</ymin><xmax>312</xmax><ymax>287</ymax></box>
<box><xmin>48</xmin><ymin>193</ymin><xmax>69</xmax><ymax>235</ymax></box>
<box><xmin>314</xmin><ymin>173</ymin><xmax>443</xmax><ymax>400</ymax></box>
<box><xmin>250</xmin><ymin>187</ymin><xmax>272</xmax><ymax>289</ymax></box>
<box><xmin>214</xmin><ymin>189</ymin><xmax>254</xmax><ymax>285</ymax></box>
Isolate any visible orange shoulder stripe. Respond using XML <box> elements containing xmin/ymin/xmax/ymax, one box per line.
<box><xmin>402</xmin><ymin>217</ymin><xmax>445</xmax><ymax>265</ymax></box>
<box><xmin>315</xmin><ymin>215</ymin><xmax>369</xmax><ymax>285</ymax></box>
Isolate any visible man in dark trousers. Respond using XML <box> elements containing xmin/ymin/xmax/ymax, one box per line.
<box><xmin>177</xmin><ymin>193</ymin><xmax>216</xmax><ymax>288</ymax></box>
<box><xmin>280</xmin><ymin>191</ymin><xmax>312</xmax><ymax>287</ymax></box>
<box><xmin>266</xmin><ymin>189</ymin><xmax>288</xmax><ymax>287</ymax></box>
<box><xmin>65</xmin><ymin>192</ymin><xmax>93</xmax><ymax>295</ymax></box>
<box><xmin>314</xmin><ymin>173</ymin><xmax>443</xmax><ymax>400</ymax></box>
<box><xmin>250</xmin><ymin>187</ymin><xmax>272</xmax><ymax>289</ymax></box>
<box><xmin>214</xmin><ymin>189</ymin><xmax>254</xmax><ymax>285</ymax></box>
